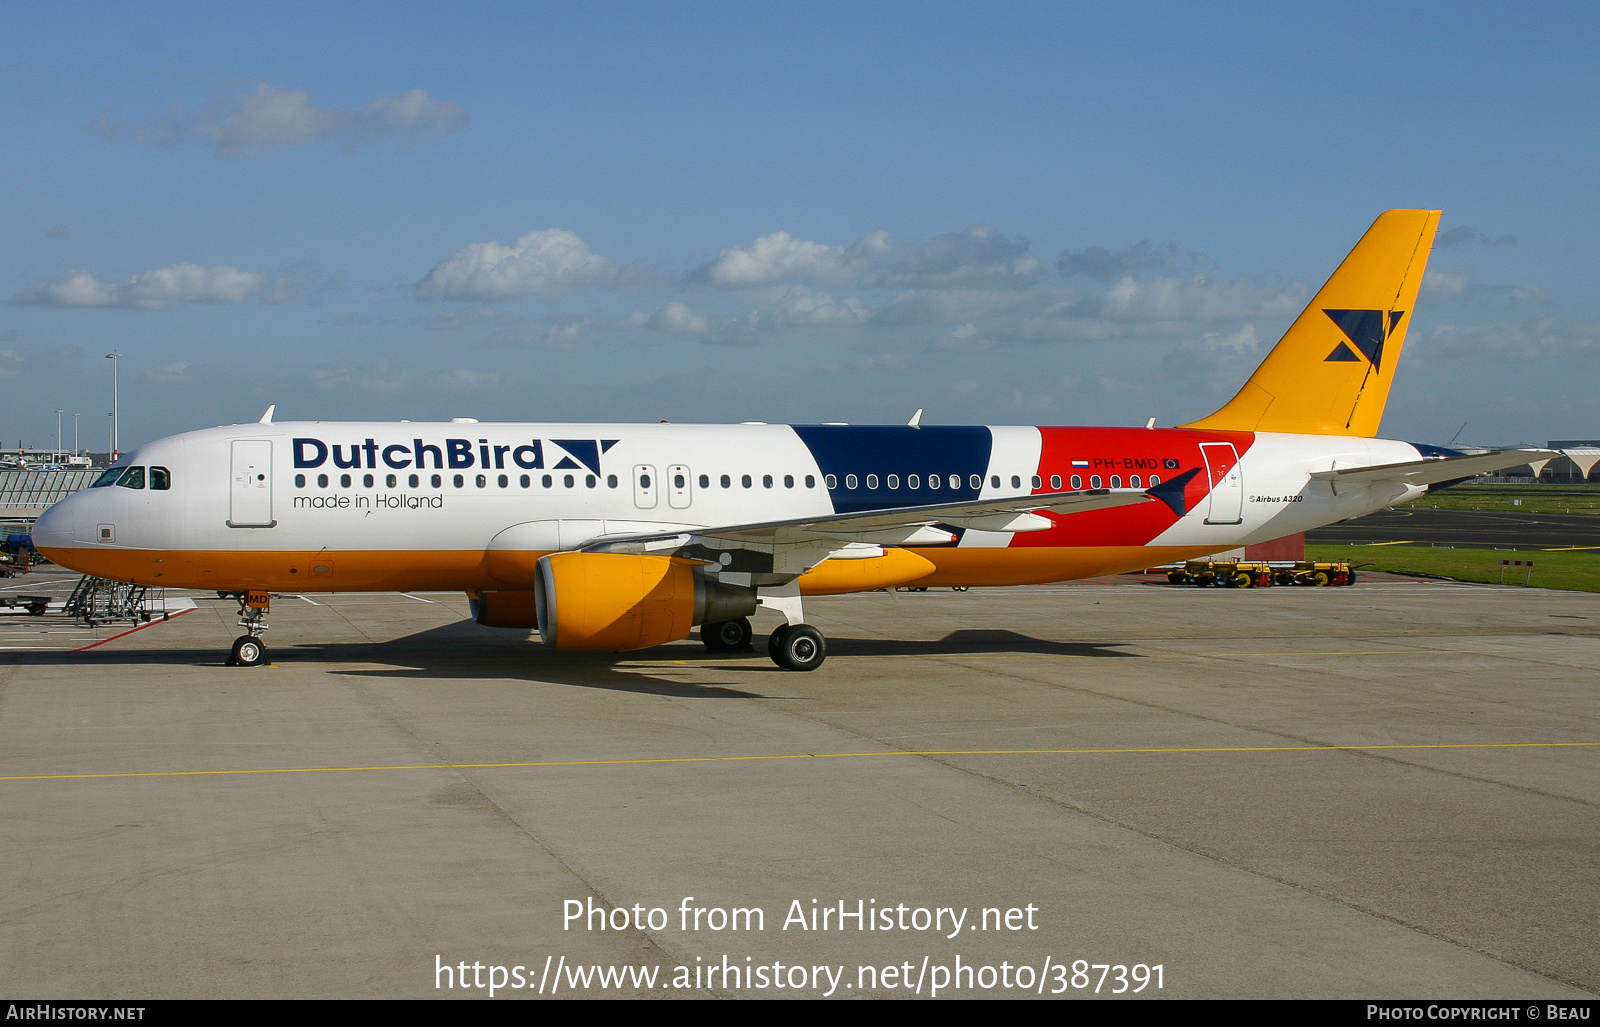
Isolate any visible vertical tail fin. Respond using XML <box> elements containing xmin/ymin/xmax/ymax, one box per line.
<box><xmin>1181</xmin><ymin>209</ymin><xmax>1440</xmax><ymax>437</ymax></box>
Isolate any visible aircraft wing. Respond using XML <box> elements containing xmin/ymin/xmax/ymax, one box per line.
<box><xmin>1309</xmin><ymin>448</ymin><xmax>1558</xmax><ymax>487</ymax></box>
<box><xmin>582</xmin><ymin>487</ymin><xmax>1155</xmax><ymax>552</ymax></box>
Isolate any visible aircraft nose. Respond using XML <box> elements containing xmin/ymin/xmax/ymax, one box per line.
<box><xmin>33</xmin><ymin>496</ymin><xmax>77</xmax><ymax>549</ymax></box>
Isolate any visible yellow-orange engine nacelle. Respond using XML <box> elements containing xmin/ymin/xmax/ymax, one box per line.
<box><xmin>532</xmin><ymin>552</ymin><xmax>757</xmax><ymax>651</ymax></box>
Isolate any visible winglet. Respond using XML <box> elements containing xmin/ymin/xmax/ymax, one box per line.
<box><xmin>907</xmin><ymin>408</ymin><xmax>923</xmax><ymax>428</ymax></box>
<box><xmin>259</xmin><ymin>404</ymin><xmax>275</xmax><ymax>424</ymax></box>
<box><xmin>1146</xmin><ymin>467</ymin><xmax>1200</xmax><ymax>516</ymax></box>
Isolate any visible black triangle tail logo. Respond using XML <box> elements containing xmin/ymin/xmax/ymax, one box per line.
<box><xmin>1323</xmin><ymin>309</ymin><xmax>1387</xmax><ymax>369</ymax></box>
<box><xmin>1325</xmin><ymin>342</ymin><xmax>1362</xmax><ymax>362</ymax></box>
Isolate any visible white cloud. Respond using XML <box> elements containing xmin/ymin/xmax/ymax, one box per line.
<box><xmin>16</xmin><ymin>263</ymin><xmax>264</xmax><ymax>309</ymax></box>
<box><xmin>1421</xmin><ymin>320</ymin><xmax>1600</xmax><ymax>361</ymax></box>
<box><xmin>481</xmin><ymin>319</ymin><xmax>586</xmax><ymax>349</ymax></box>
<box><xmin>870</xmin><ymin>287</ymin><xmax>1023</xmax><ymax>327</ymax></box>
<box><xmin>1435</xmin><ymin>226</ymin><xmax>1515</xmax><ymax>249</ymax></box>
<box><xmin>439</xmin><ymin>367</ymin><xmax>502</xmax><ymax>391</ymax></box>
<box><xmin>95</xmin><ymin>83</ymin><xmax>469</xmax><ymax>156</ymax></box>
<box><xmin>1021</xmin><ymin>276</ymin><xmax>1305</xmax><ymax>341</ymax></box>
<box><xmin>309</xmin><ymin>358</ymin><xmax>409</xmax><ymax>393</ymax></box>
<box><xmin>263</xmin><ymin>264</ymin><xmax>343</xmax><ymax>304</ymax></box>
<box><xmin>1057</xmin><ymin>241</ymin><xmax>1208</xmax><ymax>281</ymax></box>
<box><xmin>859</xmin><ymin>226</ymin><xmax>1041</xmax><ymax>290</ymax></box>
<box><xmin>649</xmin><ymin>301</ymin><xmax>712</xmax><ymax>334</ymax></box>
<box><xmin>1420</xmin><ymin>265</ymin><xmax>1545</xmax><ymax>303</ymax></box>
<box><xmin>1197</xmin><ymin>323</ymin><xmax>1262</xmax><ymax>354</ymax></box>
<box><xmin>707</xmin><ymin>232</ymin><xmax>852</xmax><ymax>287</ymax></box>
<box><xmin>414</xmin><ymin>228</ymin><xmax>615</xmax><ymax>301</ymax></box>
<box><xmin>0</xmin><ymin>350</ymin><xmax>22</xmax><ymax>379</ymax></box>
<box><xmin>745</xmin><ymin>287</ymin><xmax>868</xmax><ymax>328</ymax></box>
<box><xmin>412</xmin><ymin>307</ymin><xmax>524</xmax><ymax>330</ymax></box>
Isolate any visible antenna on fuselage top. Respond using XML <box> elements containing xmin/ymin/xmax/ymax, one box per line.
<box><xmin>907</xmin><ymin>408</ymin><xmax>923</xmax><ymax>428</ymax></box>
<box><xmin>259</xmin><ymin>405</ymin><xmax>275</xmax><ymax>424</ymax></box>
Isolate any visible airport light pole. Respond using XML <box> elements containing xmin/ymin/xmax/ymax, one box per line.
<box><xmin>56</xmin><ymin>409</ymin><xmax>63</xmax><ymax>464</ymax></box>
<box><xmin>73</xmin><ymin>413</ymin><xmax>80</xmax><ymax>457</ymax></box>
<box><xmin>106</xmin><ymin>352</ymin><xmax>121</xmax><ymax>461</ymax></box>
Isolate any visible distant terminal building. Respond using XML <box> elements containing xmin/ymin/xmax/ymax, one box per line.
<box><xmin>1478</xmin><ymin>441</ymin><xmax>1600</xmax><ymax>482</ymax></box>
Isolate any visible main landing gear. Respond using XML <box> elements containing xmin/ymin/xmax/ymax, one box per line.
<box><xmin>225</xmin><ymin>590</ymin><xmax>271</xmax><ymax>667</ymax></box>
<box><xmin>767</xmin><ymin>623</ymin><xmax>827</xmax><ymax>672</ymax></box>
<box><xmin>702</xmin><ymin>614</ymin><xmax>826</xmax><ymax>669</ymax></box>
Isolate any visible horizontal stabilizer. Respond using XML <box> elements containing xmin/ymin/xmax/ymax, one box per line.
<box><xmin>1309</xmin><ymin>449</ymin><xmax>1558</xmax><ymax>487</ymax></box>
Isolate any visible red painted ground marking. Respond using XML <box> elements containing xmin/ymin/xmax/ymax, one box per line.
<box><xmin>73</xmin><ymin>608</ymin><xmax>195</xmax><ymax>652</ymax></box>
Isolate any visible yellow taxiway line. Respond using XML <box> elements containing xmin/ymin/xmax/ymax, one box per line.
<box><xmin>2</xmin><ymin>741</ymin><xmax>1594</xmax><ymax>783</ymax></box>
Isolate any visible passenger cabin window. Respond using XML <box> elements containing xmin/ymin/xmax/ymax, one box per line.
<box><xmin>542</xmin><ymin>474</ymin><xmax>553</xmax><ymax>488</ymax></box>
<box><xmin>825</xmin><ymin>474</ymin><xmax>837</xmax><ymax>488</ymax></box>
<box><xmin>1050</xmin><ymin>475</ymin><xmax>1061</xmax><ymax>490</ymax></box>
<box><xmin>1011</xmin><ymin>475</ymin><xmax>1021</xmax><ymax>488</ymax></box>
<box><xmin>498</xmin><ymin>474</ymin><xmax>509</xmax><ymax>488</ymax></box>
<box><xmin>607</xmin><ymin>474</ymin><xmax>618</xmax><ymax>488</ymax></box>
<box><xmin>453</xmin><ymin>474</ymin><xmax>465</xmax><ymax>488</ymax></box>
<box><xmin>721</xmin><ymin>475</ymin><xmax>731</xmax><ymax>488</ymax></box>
<box><xmin>389</xmin><ymin>474</ymin><xmax>400</xmax><ymax>487</ymax></box>
<box><xmin>991</xmin><ymin>475</ymin><xmax>1000</xmax><ymax>488</ymax></box>
<box><xmin>763</xmin><ymin>474</ymin><xmax>773</xmax><ymax>488</ymax></box>
<box><xmin>784</xmin><ymin>474</ymin><xmax>794</xmax><ymax>488</ymax></box>
<box><xmin>928</xmin><ymin>474</ymin><xmax>940</xmax><ymax>489</ymax></box>
<box><xmin>1149</xmin><ymin>475</ymin><xmax>1160</xmax><ymax>486</ymax></box>
<box><xmin>116</xmin><ymin>466</ymin><xmax>145</xmax><ymax>490</ymax></box>
<box><xmin>866</xmin><ymin>474</ymin><xmax>878</xmax><ymax>489</ymax></box>
<box><xmin>1031</xmin><ymin>475</ymin><xmax>1042</xmax><ymax>489</ymax></box>
<box><xmin>908</xmin><ymin>474</ymin><xmax>919</xmax><ymax>488</ymax></box>
<box><xmin>91</xmin><ymin>467</ymin><xmax>123</xmax><ymax>487</ymax></box>
<box><xmin>1071</xmin><ymin>475</ymin><xmax>1082</xmax><ymax>490</ymax></box>
<box><xmin>638</xmin><ymin>473</ymin><xmax>650</xmax><ymax>489</ymax></box>
<box><xmin>341</xmin><ymin>474</ymin><xmax>352</xmax><ymax>488</ymax></box>
<box><xmin>846</xmin><ymin>474</ymin><xmax>858</xmax><ymax>489</ymax></box>
<box><xmin>1131</xmin><ymin>475</ymin><xmax>1141</xmax><ymax>487</ymax></box>
<box><xmin>887</xmin><ymin>474</ymin><xmax>899</xmax><ymax>489</ymax></box>
<box><xmin>1091</xmin><ymin>475</ymin><xmax>1102</xmax><ymax>488</ymax></box>
<box><xmin>294</xmin><ymin>473</ymin><xmax>306</xmax><ymax>488</ymax></box>
<box><xmin>1111</xmin><ymin>475</ymin><xmax>1122</xmax><ymax>488</ymax></box>
<box><xmin>318</xmin><ymin>473</ymin><xmax>329</xmax><ymax>488</ymax></box>
<box><xmin>564</xmin><ymin>474</ymin><xmax>575</xmax><ymax>488</ymax></box>
<box><xmin>805</xmin><ymin>475</ymin><xmax>815</xmax><ymax>488</ymax></box>
<box><xmin>585</xmin><ymin>474</ymin><xmax>596</xmax><ymax>488</ymax></box>
<box><xmin>741</xmin><ymin>474</ymin><xmax>752</xmax><ymax>488</ymax></box>
<box><xmin>699</xmin><ymin>474</ymin><xmax>709</xmax><ymax>488</ymax></box>
<box><xmin>363</xmin><ymin>474</ymin><xmax>374</xmax><ymax>488</ymax></box>
<box><xmin>150</xmin><ymin>467</ymin><xmax>171</xmax><ymax>490</ymax></box>
<box><xmin>431</xmin><ymin>474</ymin><xmax>442</xmax><ymax>488</ymax></box>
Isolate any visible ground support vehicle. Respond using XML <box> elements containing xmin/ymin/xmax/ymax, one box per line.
<box><xmin>1164</xmin><ymin>559</ymin><xmax>1355</xmax><ymax>588</ymax></box>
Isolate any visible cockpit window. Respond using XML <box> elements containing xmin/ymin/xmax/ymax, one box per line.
<box><xmin>116</xmin><ymin>466</ymin><xmax>145</xmax><ymax>490</ymax></box>
<box><xmin>91</xmin><ymin>467</ymin><xmax>124</xmax><ymax>487</ymax></box>
<box><xmin>150</xmin><ymin>466</ymin><xmax>171</xmax><ymax>491</ymax></box>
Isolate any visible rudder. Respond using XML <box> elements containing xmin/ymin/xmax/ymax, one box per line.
<box><xmin>1181</xmin><ymin>209</ymin><xmax>1440</xmax><ymax>437</ymax></box>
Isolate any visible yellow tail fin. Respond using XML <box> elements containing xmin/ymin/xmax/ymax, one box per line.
<box><xmin>1182</xmin><ymin>209</ymin><xmax>1440</xmax><ymax>437</ymax></box>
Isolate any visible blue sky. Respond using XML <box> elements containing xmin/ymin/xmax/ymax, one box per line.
<box><xmin>4</xmin><ymin>1</ymin><xmax>1598</xmax><ymax>451</ymax></box>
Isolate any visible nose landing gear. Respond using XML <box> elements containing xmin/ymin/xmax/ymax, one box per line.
<box><xmin>225</xmin><ymin>590</ymin><xmax>271</xmax><ymax>667</ymax></box>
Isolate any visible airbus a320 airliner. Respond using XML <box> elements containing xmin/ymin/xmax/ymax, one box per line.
<box><xmin>34</xmin><ymin>211</ymin><xmax>1550</xmax><ymax>670</ymax></box>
